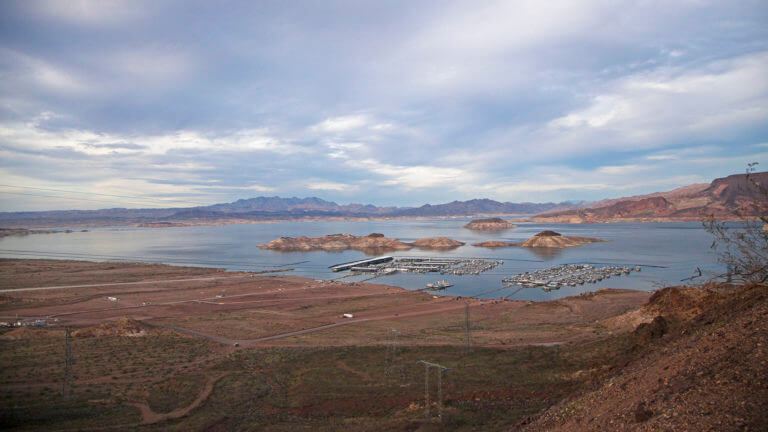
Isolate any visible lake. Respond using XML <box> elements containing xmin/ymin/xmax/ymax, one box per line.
<box><xmin>0</xmin><ymin>219</ymin><xmax>723</xmax><ymax>301</ymax></box>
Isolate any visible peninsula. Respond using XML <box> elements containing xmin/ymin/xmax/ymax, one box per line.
<box><xmin>463</xmin><ymin>217</ymin><xmax>517</xmax><ymax>231</ymax></box>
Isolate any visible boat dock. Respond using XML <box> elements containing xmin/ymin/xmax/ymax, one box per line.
<box><xmin>329</xmin><ymin>256</ymin><xmax>503</xmax><ymax>276</ymax></box>
<box><xmin>329</xmin><ymin>256</ymin><xmax>394</xmax><ymax>272</ymax></box>
<box><xmin>502</xmin><ymin>264</ymin><xmax>642</xmax><ymax>291</ymax></box>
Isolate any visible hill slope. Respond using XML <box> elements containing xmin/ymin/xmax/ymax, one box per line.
<box><xmin>527</xmin><ymin>172</ymin><xmax>768</xmax><ymax>223</ymax></box>
<box><xmin>518</xmin><ymin>282</ymin><xmax>768</xmax><ymax>431</ymax></box>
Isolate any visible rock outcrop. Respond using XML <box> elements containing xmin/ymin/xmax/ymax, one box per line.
<box><xmin>259</xmin><ymin>233</ymin><xmax>465</xmax><ymax>252</ymax></box>
<box><xmin>472</xmin><ymin>230</ymin><xmax>605</xmax><ymax>248</ymax></box>
<box><xmin>258</xmin><ymin>233</ymin><xmax>412</xmax><ymax>252</ymax></box>
<box><xmin>519</xmin><ymin>231</ymin><xmax>606</xmax><ymax>248</ymax></box>
<box><xmin>463</xmin><ymin>218</ymin><xmax>517</xmax><ymax>231</ymax></box>
<box><xmin>409</xmin><ymin>237</ymin><xmax>466</xmax><ymax>249</ymax></box>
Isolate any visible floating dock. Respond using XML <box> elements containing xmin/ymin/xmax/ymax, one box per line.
<box><xmin>329</xmin><ymin>256</ymin><xmax>394</xmax><ymax>272</ymax></box>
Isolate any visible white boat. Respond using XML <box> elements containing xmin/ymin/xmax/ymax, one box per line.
<box><xmin>426</xmin><ymin>280</ymin><xmax>453</xmax><ymax>290</ymax></box>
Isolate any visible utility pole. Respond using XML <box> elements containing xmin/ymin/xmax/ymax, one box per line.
<box><xmin>386</xmin><ymin>328</ymin><xmax>403</xmax><ymax>383</ymax></box>
<box><xmin>465</xmin><ymin>303</ymin><xmax>472</xmax><ymax>354</ymax></box>
<box><xmin>62</xmin><ymin>327</ymin><xmax>72</xmax><ymax>399</ymax></box>
<box><xmin>417</xmin><ymin>360</ymin><xmax>451</xmax><ymax>422</ymax></box>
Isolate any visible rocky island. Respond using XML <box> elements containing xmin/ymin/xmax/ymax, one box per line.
<box><xmin>259</xmin><ymin>233</ymin><xmax>465</xmax><ymax>253</ymax></box>
<box><xmin>463</xmin><ymin>217</ymin><xmax>517</xmax><ymax>231</ymax></box>
<box><xmin>471</xmin><ymin>240</ymin><xmax>518</xmax><ymax>248</ymax></box>
<box><xmin>519</xmin><ymin>230</ymin><xmax>606</xmax><ymax>247</ymax></box>
<box><xmin>472</xmin><ymin>230</ymin><xmax>606</xmax><ymax>248</ymax></box>
<box><xmin>409</xmin><ymin>237</ymin><xmax>466</xmax><ymax>249</ymax></box>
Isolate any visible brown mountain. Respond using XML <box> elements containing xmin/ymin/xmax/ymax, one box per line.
<box><xmin>526</xmin><ymin>172</ymin><xmax>768</xmax><ymax>223</ymax></box>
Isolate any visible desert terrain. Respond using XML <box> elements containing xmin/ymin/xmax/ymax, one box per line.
<box><xmin>1</xmin><ymin>259</ymin><xmax>764</xmax><ymax>431</ymax></box>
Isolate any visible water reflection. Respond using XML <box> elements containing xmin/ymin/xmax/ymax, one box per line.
<box><xmin>524</xmin><ymin>247</ymin><xmax>563</xmax><ymax>260</ymax></box>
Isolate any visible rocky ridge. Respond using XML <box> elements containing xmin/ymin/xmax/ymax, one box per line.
<box><xmin>527</xmin><ymin>172</ymin><xmax>768</xmax><ymax>223</ymax></box>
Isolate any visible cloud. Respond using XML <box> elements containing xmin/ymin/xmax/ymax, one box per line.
<box><xmin>645</xmin><ymin>154</ymin><xmax>678</xmax><ymax>161</ymax></box>
<box><xmin>0</xmin><ymin>49</ymin><xmax>90</xmax><ymax>95</ymax></box>
<box><xmin>29</xmin><ymin>0</ymin><xmax>151</xmax><ymax>26</ymax></box>
<box><xmin>597</xmin><ymin>164</ymin><xmax>648</xmax><ymax>175</ymax></box>
<box><xmin>195</xmin><ymin>183</ymin><xmax>275</xmax><ymax>192</ymax></box>
<box><xmin>0</xmin><ymin>121</ymin><xmax>301</xmax><ymax>156</ymax></box>
<box><xmin>307</xmin><ymin>181</ymin><xmax>355</xmax><ymax>191</ymax></box>
<box><xmin>0</xmin><ymin>1</ymin><xmax>766</xmax><ymax>210</ymax></box>
<box><xmin>547</xmin><ymin>52</ymin><xmax>768</xmax><ymax>145</ymax></box>
<box><xmin>347</xmin><ymin>158</ymin><xmax>470</xmax><ymax>189</ymax></box>
<box><xmin>313</xmin><ymin>115</ymin><xmax>370</xmax><ymax>133</ymax></box>
<box><xmin>104</xmin><ymin>47</ymin><xmax>198</xmax><ymax>86</ymax></box>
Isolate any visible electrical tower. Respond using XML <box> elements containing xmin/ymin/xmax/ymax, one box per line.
<box><xmin>386</xmin><ymin>328</ymin><xmax>403</xmax><ymax>383</ymax></box>
<box><xmin>62</xmin><ymin>327</ymin><xmax>72</xmax><ymax>399</ymax></box>
<box><xmin>416</xmin><ymin>360</ymin><xmax>451</xmax><ymax>422</ymax></box>
<box><xmin>465</xmin><ymin>303</ymin><xmax>472</xmax><ymax>354</ymax></box>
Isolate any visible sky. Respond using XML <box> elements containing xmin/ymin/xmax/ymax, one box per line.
<box><xmin>1</xmin><ymin>0</ymin><xmax>767</xmax><ymax>211</ymax></box>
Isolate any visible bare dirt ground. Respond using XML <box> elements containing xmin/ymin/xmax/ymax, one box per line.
<box><xmin>0</xmin><ymin>259</ymin><xmax>650</xmax><ymax>348</ymax></box>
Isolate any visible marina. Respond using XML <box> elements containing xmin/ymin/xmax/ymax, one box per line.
<box><xmin>502</xmin><ymin>263</ymin><xmax>642</xmax><ymax>291</ymax></box>
<box><xmin>330</xmin><ymin>256</ymin><xmax>504</xmax><ymax>277</ymax></box>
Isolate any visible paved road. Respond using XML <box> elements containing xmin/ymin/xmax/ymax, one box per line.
<box><xmin>0</xmin><ymin>275</ymin><xmax>251</xmax><ymax>293</ymax></box>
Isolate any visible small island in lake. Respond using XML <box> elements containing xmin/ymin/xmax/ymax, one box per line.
<box><xmin>472</xmin><ymin>230</ymin><xmax>606</xmax><ymax>249</ymax></box>
<box><xmin>409</xmin><ymin>237</ymin><xmax>466</xmax><ymax>249</ymax></box>
<box><xmin>259</xmin><ymin>233</ymin><xmax>465</xmax><ymax>252</ymax></box>
<box><xmin>463</xmin><ymin>218</ymin><xmax>517</xmax><ymax>231</ymax></box>
<box><xmin>520</xmin><ymin>230</ymin><xmax>606</xmax><ymax>247</ymax></box>
<box><xmin>472</xmin><ymin>240</ymin><xmax>518</xmax><ymax>248</ymax></box>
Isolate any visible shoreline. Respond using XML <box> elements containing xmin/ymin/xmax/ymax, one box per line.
<box><xmin>0</xmin><ymin>257</ymin><xmax>648</xmax><ymax>300</ymax></box>
<box><xmin>0</xmin><ymin>214</ymin><xmax>750</xmax><ymax>230</ymax></box>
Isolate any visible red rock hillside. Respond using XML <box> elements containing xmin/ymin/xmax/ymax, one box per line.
<box><xmin>526</xmin><ymin>172</ymin><xmax>768</xmax><ymax>223</ymax></box>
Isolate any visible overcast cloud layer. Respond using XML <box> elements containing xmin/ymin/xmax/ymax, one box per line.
<box><xmin>1</xmin><ymin>0</ymin><xmax>767</xmax><ymax>210</ymax></box>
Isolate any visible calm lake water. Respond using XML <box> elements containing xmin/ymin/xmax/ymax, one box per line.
<box><xmin>0</xmin><ymin>219</ymin><xmax>723</xmax><ymax>301</ymax></box>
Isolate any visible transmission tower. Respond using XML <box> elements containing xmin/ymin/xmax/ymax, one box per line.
<box><xmin>386</xmin><ymin>328</ymin><xmax>403</xmax><ymax>383</ymax></box>
<box><xmin>465</xmin><ymin>303</ymin><xmax>472</xmax><ymax>354</ymax></box>
<box><xmin>62</xmin><ymin>327</ymin><xmax>72</xmax><ymax>399</ymax></box>
<box><xmin>417</xmin><ymin>360</ymin><xmax>451</xmax><ymax>422</ymax></box>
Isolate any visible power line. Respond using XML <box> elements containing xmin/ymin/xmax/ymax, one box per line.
<box><xmin>0</xmin><ymin>184</ymin><xmax>212</xmax><ymax>207</ymax></box>
<box><xmin>0</xmin><ymin>190</ymin><xmax>181</xmax><ymax>209</ymax></box>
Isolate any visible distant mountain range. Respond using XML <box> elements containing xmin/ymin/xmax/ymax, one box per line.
<box><xmin>1</xmin><ymin>172</ymin><xmax>763</xmax><ymax>228</ymax></box>
<box><xmin>0</xmin><ymin>196</ymin><xmax>583</xmax><ymax>228</ymax></box>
